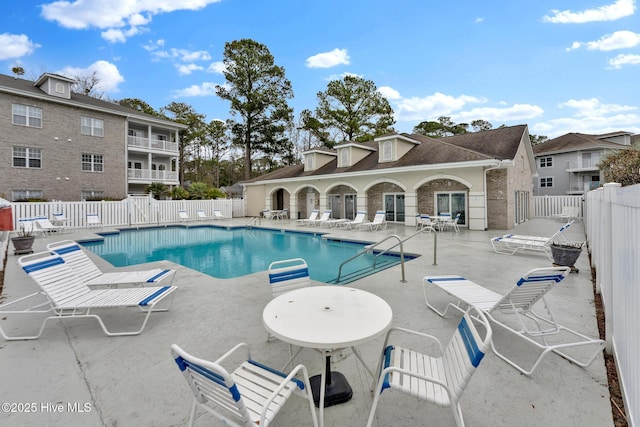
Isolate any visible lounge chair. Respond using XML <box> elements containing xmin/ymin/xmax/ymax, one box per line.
<box><xmin>0</xmin><ymin>251</ymin><xmax>177</xmax><ymax>340</ymax></box>
<box><xmin>356</xmin><ymin>210</ymin><xmax>387</xmax><ymax>231</ymax></box>
<box><xmin>490</xmin><ymin>220</ymin><xmax>574</xmax><ymax>259</ymax></box>
<box><xmin>310</xmin><ymin>210</ymin><xmax>331</xmax><ymax>226</ymax></box>
<box><xmin>196</xmin><ymin>209</ymin><xmax>209</xmax><ymax>220</ymax></box>
<box><xmin>86</xmin><ymin>213</ymin><xmax>101</xmax><ymax>227</ymax></box>
<box><xmin>18</xmin><ymin>218</ymin><xmax>42</xmax><ymax>236</ymax></box>
<box><xmin>178</xmin><ymin>210</ymin><xmax>190</xmax><ymax>221</ymax></box>
<box><xmin>339</xmin><ymin>211</ymin><xmax>366</xmax><ymax>229</ymax></box>
<box><xmin>212</xmin><ymin>209</ymin><xmax>229</xmax><ymax>220</ymax></box>
<box><xmin>423</xmin><ymin>267</ymin><xmax>605</xmax><ymax>376</ymax></box>
<box><xmin>553</xmin><ymin>206</ymin><xmax>580</xmax><ymax>222</ymax></box>
<box><xmin>296</xmin><ymin>210</ymin><xmax>319</xmax><ymax>226</ymax></box>
<box><xmin>171</xmin><ymin>343</ymin><xmax>318</xmax><ymax>427</ymax></box>
<box><xmin>35</xmin><ymin>217</ymin><xmax>65</xmax><ymax>234</ymax></box>
<box><xmin>47</xmin><ymin>240</ymin><xmax>176</xmax><ymax>288</ymax></box>
<box><xmin>366</xmin><ymin>306</ymin><xmax>492</xmax><ymax>427</ymax></box>
<box><xmin>52</xmin><ymin>212</ymin><xmax>68</xmax><ymax>226</ymax></box>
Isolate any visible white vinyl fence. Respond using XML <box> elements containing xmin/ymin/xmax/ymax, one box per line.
<box><xmin>534</xmin><ymin>195</ymin><xmax>583</xmax><ymax>218</ymax></box>
<box><xmin>585</xmin><ymin>183</ymin><xmax>639</xmax><ymax>427</ymax></box>
<box><xmin>9</xmin><ymin>196</ymin><xmax>244</xmax><ymax>230</ymax></box>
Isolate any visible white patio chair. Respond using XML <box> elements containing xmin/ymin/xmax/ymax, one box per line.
<box><xmin>47</xmin><ymin>240</ymin><xmax>176</xmax><ymax>288</ymax></box>
<box><xmin>35</xmin><ymin>217</ymin><xmax>65</xmax><ymax>234</ymax></box>
<box><xmin>86</xmin><ymin>213</ymin><xmax>101</xmax><ymax>227</ymax></box>
<box><xmin>178</xmin><ymin>210</ymin><xmax>190</xmax><ymax>221</ymax></box>
<box><xmin>276</xmin><ymin>209</ymin><xmax>289</xmax><ymax>220</ymax></box>
<box><xmin>212</xmin><ymin>209</ymin><xmax>229</xmax><ymax>220</ymax></box>
<box><xmin>367</xmin><ymin>306</ymin><xmax>492</xmax><ymax>427</ymax></box>
<box><xmin>310</xmin><ymin>210</ymin><xmax>331</xmax><ymax>226</ymax></box>
<box><xmin>339</xmin><ymin>211</ymin><xmax>367</xmax><ymax>229</ymax></box>
<box><xmin>0</xmin><ymin>251</ymin><xmax>177</xmax><ymax>340</ymax></box>
<box><xmin>356</xmin><ymin>210</ymin><xmax>387</xmax><ymax>231</ymax></box>
<box><xmin>51</xmin><ymin>212</ymin><xmax>69</xmax><ymax>226</ymax></box>
<box><xmin>296</xmin><ymin>210</ymin><xmax>319</xmax><ymax>226</ymax></box>
<box><xmin>442</xmin><ymin>212</ymin><xmax>461</xmax><ymax>232</ymax></box>
<box><xmin>423</xmin><ymin>267</ymin><xmax>605</xmax><ymax>376</ymax></box>
<box><xmin>553</xmin><ymin>206</ymin><xmax>580</xmax><ymax>222</ymax></box>
<box><xmin>490</xmin><ymin>220</ymin><xmax>574</xmax><ymax>259</ymax></box>
<box><xmin>268</xmin><ymin>258</ymin><xmax>311</xmax><ymax>298</ymax></box>
<box><xmin>196</xmin><ymin>209</ymin><xmax>209</xmax><ymax>220</ymax></box>
<box><xmin>416</xmin><ymin>214</ymin><xmax>436</xmax><ymax>232</ymax></box>
<box><xmin>171</xmin><ymin>343</ymin><xmax>318</xmax><ymax>427</ymax></box>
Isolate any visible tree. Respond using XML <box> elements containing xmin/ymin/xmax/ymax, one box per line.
<box><xmin>11</xmin><ymin>66</ymin><xmax>25</xmax><ymax>78</ymax></box>
<box><xmin>216</xmin><ymin>39</ymin><xmax>294</xmax><ymax>181</ymax></box>
<box><xmin>314</xmin><ymin>75</ymin><xmax>395</xmax><ymax>146</ymax></box>
<box><xmin>160</xmin><ymin>102</ymin><xmax>206</xmax><ymax>185</ymax></box>
<box><xmin>204</xmin><ymin>119</ymin><xmax>230</xmax><ymax>187</ymax></box>
<box><xmin>118</xmin><ymin>98</ymin><xmax>161</xmax><ymax>116</ymax></box>
<box><xmin>146</xmin><ymin>182</ymin><xmax>168</xmax><ymax>200</ymax></box>
<box><xmin>529</xmin><ymin>134</ymin><xmax>549</xmax><ymax>145</ymax></box>
<box><xmin>599</xmin><ymin>145</ymin><xmax>640</xmax><ymax>187</ymax></box>
<box><xmin>471</xmin><ymin>119</ymin><xmax>493</xmax><ymax>132</ymax></box>
<box><xmin>72</xmin><ymin>71</ymin><xmax>103</xmax><ymax>98</ymax></box>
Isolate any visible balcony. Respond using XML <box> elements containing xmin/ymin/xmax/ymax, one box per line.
<box><xmin>566</xmin><ymin>158</ymin><xmax>600</xmax><ymax>172</ymax></box>
<box><xmin>128</xmin><ymin>136</ymin><xmax>178</xmax><ymax>153</ymax></box>
<box><xmin>568</xmin><ymin>181</ymin><xmax>601</xmax><ymax>194</ymax></box>
<box><xmin>127</xmin><ymin>168</ymin><xmax>179</xmax><ymax>184</ymax></box>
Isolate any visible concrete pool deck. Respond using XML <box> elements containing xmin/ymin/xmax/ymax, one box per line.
<box><xmin>0</xmin><ymin>218</ymin><xmax>612</xmax><ymax>426</ymax></box>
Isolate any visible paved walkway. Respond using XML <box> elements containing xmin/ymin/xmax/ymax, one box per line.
<box><xmin>0</xmin><ymin>219</ymin><xmax>612</xmax><ymax>426</ymax></box>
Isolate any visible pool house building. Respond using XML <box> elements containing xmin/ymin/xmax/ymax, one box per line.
<box><xmin>243</xmin><ymin>124</ymin><xmax>537</xmax><ymax>230</ymax></box>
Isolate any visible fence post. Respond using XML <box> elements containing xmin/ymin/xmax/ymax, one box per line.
<box><xmin>601</xmin><ymin>183</ymin><xmax>620</xmax><ymax>354</ymax></box>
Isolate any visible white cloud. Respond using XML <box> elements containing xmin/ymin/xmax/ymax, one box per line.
<box><xmin>172</xmin><ymin>82</ymin><xmax>219</xmax><ymax>97</ymax></box>
<box><xmin>40</xmin><ymin>0</ymin><xmax>222</xmax><ymax>42</ymax></box>
<box><xmin>0</xmin><ymin>33</ymin><xmax>39</xmax><ymax>60</ymax></box>
<box><xmin>306</xmin><ymin>48</ymin><xmax>350</xmax><ymax>68</ymax></box>
<box><xmin>568</xmin><ymin>30</ymin><xmax>640</xmax><ymax>51</ymax></box>
<box><xmin>58</xmin><ymin>60</ymin><xmax>125</xmax><ymax>93</ymax></box>
<box><xmin>559</xmin><ymin>98</ymin><xmax>637</xmax><ymax>117</ymax></box>
<box><xmin>177</xmin><ymin>63</ymin><xmax>204</xmax><ymax>75</ymax></box>
<box><xmin>454</xmin><ymin>104</ymin><xmax>544</xmax><ymax>122</ymax></box>
<box><xmin>475</xmin><ymin>17</ymin><xmax>484</xmax><ymax>23</ymax></box>
<box><xmin>609</xmin><ymin>53</ymin><xmax>640</xmax><ymax>68</ymax></box>
<box><xmin>542</xmin><ymin>0</ymin><xmax>636</xmax><ymax>23</ymax></box>
<box><xmin>378</xmin><ymin>86</ymin><xmax>401</xmax><ymax>100</ymax></box>
<box><xmin>207</xmin><ymin>61</ymin><xmax>226</xmax><ymax>74</ymax></box>
<box><xmin>324</xmin><ymin>72</ymin><xmax>362</xmax><ymax>81</ymax></box>
<box><xmin>393</xmin><ymin>92</ymin><xmax>485</xmax><ymax>122</ymax></box>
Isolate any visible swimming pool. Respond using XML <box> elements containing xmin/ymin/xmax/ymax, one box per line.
<box><xmin>82</xmin><ymin>226</ymin><xmax>411</xmax><ymax>284</ymax></box>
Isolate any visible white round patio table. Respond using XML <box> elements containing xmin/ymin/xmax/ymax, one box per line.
<box><xmin>262</xmin><ymin>286</ymin><xmax>393</xmax><ymax>426</ymax></box>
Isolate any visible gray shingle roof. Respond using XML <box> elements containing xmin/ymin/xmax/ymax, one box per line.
<box><xmin>532</xmin><ymin>132</ymin><xmax>630</xmax><ymax>155</ymax></box>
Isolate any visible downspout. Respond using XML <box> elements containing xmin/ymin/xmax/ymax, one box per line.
<box><xmin>483</xmin><ymin>160</ymin><xmax>509</xmax><ymax>230</ymax></box>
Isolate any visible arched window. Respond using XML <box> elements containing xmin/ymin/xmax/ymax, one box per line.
<box><xmin>340</xmin><ymin>148</ymin><xmax>349</xmax><ymax>167</ymax></box>
<box><xmin>382</xmin><ymin>141</ymin><xmax>393</xmax><ymax>161</ymax></box>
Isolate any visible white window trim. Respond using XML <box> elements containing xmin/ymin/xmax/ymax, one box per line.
<box><xmin>12</xmin><ymin>146</ymin><xmax>42</xmax><ymax>168</ymax></box>
<box><xmin>82</xmin><ymin>153</ymin><xmax>104</xmax><ymax>172</ymax></box>
<box><xmin>12</xmin><ymin>104</ymin><xmax>42</xmax><ymax>128</ymax></box>
<box><xmin>540</xmin><ymin>177</ymin><xmax>554</xmax><ymax>188</ymax></box>
<box><xmin>81</xmin><ymin>116</ymin><xmax>104</xmax><ymax>137</ymax></box>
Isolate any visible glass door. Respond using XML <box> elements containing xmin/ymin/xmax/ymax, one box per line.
<box><xmin>384</xmin><ymin>193</ymin><xmax>405</xmax><ymax>222</ymax></box>
<box><xmin>328</xmin><ymin>194</ymin><xmax>341</xmax><ymax>219</ymax></box>
<box><xmin>435</xmin><ymin>192</ymin><xmax>466</xmax><ymax>225</ymax></box>
<box><xmin>344</xmin><ymin>194</ymin><xmax>356</xmax><ymax>219</ymax></box>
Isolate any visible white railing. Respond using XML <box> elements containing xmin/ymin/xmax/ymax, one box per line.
<box><xmin>127</xmin><ymin>136</ymin><xmax>178</xmax><ymax>153</ymax></box>
<box><xmin>533</xmin><ymin>195</ymin><xmax>583</xmax><ymax>218</ymax></box>
<box><xmin>127</xmin><ymin>169</ymin><xmax>179</xmax><ymax>182</ymax></box>
<box><xmin>585</xmin><ymin>183</ymin><xmax>639</xmax><ymax>427</ymax></box>
<box><xmin>9</xmin><ymin>197</ymin><xmax>239</xmax><ymax>229</ymax></box>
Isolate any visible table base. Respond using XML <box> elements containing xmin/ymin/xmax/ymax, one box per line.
<box><xmin>310</xmin><ymin>371</ymin><xmax>353</xmax><ymax>408</ymax></box>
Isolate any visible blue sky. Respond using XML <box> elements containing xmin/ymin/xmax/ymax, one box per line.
<box><xmin>1</xmin><ymin>0</ymin><xmax>639</xmax><ymax>139</ymax></box>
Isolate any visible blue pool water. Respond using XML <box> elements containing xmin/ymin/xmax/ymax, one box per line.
<box><xmin>82</xmin><ymin>226</ymin><xmax>410</xmax><ymax>283</ymax></box>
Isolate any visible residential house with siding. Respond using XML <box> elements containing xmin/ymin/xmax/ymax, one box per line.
<box><xmin>0</xmin><ymin>72</ymin><xmax>186</xmax><ymax>201</ymax></box>
<box><xmin>242</xmin><ymin>124</ymin><xmax>536</xmax><ymax>230</ymax></box>
<box><xmin>532</xmin><ymin>131</ymin><xmax>634</xmax><ymax>196</ymax></box>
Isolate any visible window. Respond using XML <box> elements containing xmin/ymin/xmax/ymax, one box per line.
<box><xmin>55</xmin><ymin>83</ymin><xmax>65</xmax><ymax>94</ymax></box>
<box><xmin>540</xmin><ymin>177</ymin><xmax>553</xmax><ymax>188</ymax></box>
<box><xmin>12</xmin><ymin>104</ymin><xmax>42</xmax><ymax>127</ymax></box>
<box><xmin>382</xmin><ymin>141</ymin><xmax>393</xmax><ymax>161</ymax></box>
<box><xmin>81</xmin><ymin>190</ymin><xmax>104</xmax><ymax>200</ymax></box>
<box><xmin>539</xmin><ymin>156</ymin><xmax>552</xmax><ymax>168</ymax></box>
<box><xmin>13</xmin><ymin>147</ymin><xmax>42</xmax><ymax>168</ymax></box>
<box><xmin>339</xmin><ymin>149</ymin><xmax>349</xmax><ymax>167</ymax></box>
<box><xmin>81</xmin><ymin>117</ymin><xmax>104</xmax><ymax>137</ymax></box>
<box><xmin>11</xmin><ymin>190</ymin><xmax>43</xmax><ymax>201</ymax></box>
<box><xmin>82</xmin><ymin>154</ymin><xmax>103</xmax><ymax>172</ymax></box>
<box><xmin>305</xmin><ymin>154</ymin><xmax>314</xmax><ymax>170</ymax></box>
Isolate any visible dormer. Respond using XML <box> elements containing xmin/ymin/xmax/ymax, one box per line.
<box><xmin>303</xmin><ymin>148</ymin><xmax>337</xmax><ymax>172</ymax></box>
<box><xmin>376</xmin><ymin>134</ymin><xmax>420</xmax><ymax>163</ymax></box>
<box><xmin>34</xmin><ymin>73</ymin><xmax>74</xmax><ymax>100</ymax></box>
<box><xmin>334</xmin><ymin>142</ymin><xmax>377</xmax><ymax>168</ymax></box>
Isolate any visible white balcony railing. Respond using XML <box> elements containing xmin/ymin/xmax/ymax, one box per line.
<box><xmin>567</xmin><ymin>158</ymin><xmax>600</xmax><ymax>171</ymax></box>
<box><xmin>127</xmin><ymin>169</ymin><xmax>179</xmax><ymax>182</ymax></box>
<box><xmin>127</xmin><ymin>136</ymin><xmax>178</xmax><ymax>153</ymax></box>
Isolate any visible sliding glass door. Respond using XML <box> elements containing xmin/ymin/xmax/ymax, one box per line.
<box><xmin>435</xmin><ymin>192</ymin><xmax>466</xmax><ymax>226</ymax></box>
<box><xmin>384</xmin><ymin>193</ymin><xmax>405</xmax><ymax>222</ymax></box>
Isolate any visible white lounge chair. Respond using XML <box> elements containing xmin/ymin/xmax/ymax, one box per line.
<box><xmin>86</xmin><ymin>213</ymin><xmax>101</xmax><ymax>227</ymax></box>
<box><xmin>178</xmin><ymin>210</ymin><xmax>190</xmax><ymax>221</ymax></box>
<box><xmin>296</xmin><ymin>210</ymin><xmax>319</xmax><ymax>226</ymax></box>
<box><xmin>52</xmin><ymin>212</ymin><xmax>69</xmax><ymax>226</ymax></box>
<box><xmin>339</xmin><ymin>211</ymin><xmax>367</xmax><ymax>229</ymax></box>
<box><xmin>423</xmin><ymin>267</ymin><xmax>605</xmax><ymax>376</ymax></box>
<box><xmin>310</xmin><ymin>210</ymin><xmax>331</xmax><ymax>226</ymax></box>
<box><xmin>554</xmin><ymin>206</ymin><xmax>580</xmax><ymax>222</ymax></box>
<box><xmin>196</xmin><ymin>209</ymin><xmax>209</xmax><ymax>220</ymax></box>
<box><xmin>47</xmin><ymin>240</ymin><xmax>176</xmax><ymax>288</ymax></box>
<box><xmin>171</xmin><ymin>343</ymin><xmax>318</xmax><ymax>427</ymax></box>
<box><xmin>212</xmin><ymin>209</ymin><xmax>229</xmax><ymax>220</ymax></box>
<box><xmin>356</xmin><ymin>210</ymin><xmax>387</xmax><ymax>231</ymax></box>
<box><xmin>367</xmin><ymin>306</ymin><xmax>492</xmax><ymax>427</ymax></box>
<box><xmin>0</xmin><ymin>251</ymin><xmax>177</xmax><ymax>340</ymax></box>
<box><xmin>35</xmin><ymin>217</ymin><xmax>65</xmax><ymax>234</ymax></box>
<box><xmin>490</xmin><ymin>220</ymin><xmax>574</xmax><ymax>259</ymax></box>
